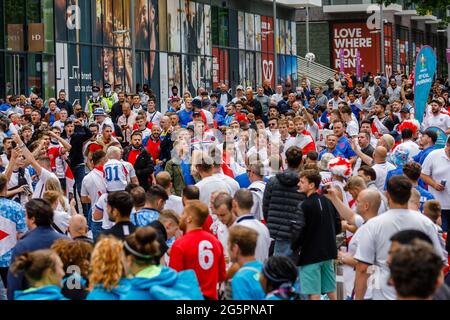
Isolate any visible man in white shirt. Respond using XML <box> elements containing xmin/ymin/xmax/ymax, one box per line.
<box><xmin>354</xmin><ymin>175</ymin><xmax>444</xmax><ymax>300</ymax></box>
<box><xmin>12</xmin><ymin>133</ymin><xmax>58</xmax><ymax>199</ymax></box>
<box><xmin>421</xmin><ymin>137</ymin><xmax>450</xmax><ymax>236</ymax></box>
<box><xmin>232</xmin><ymin>189</ymin><xmax>270</xmax><ymax>262</ymax></box>
<box><xmin>156</xmin><ymin>171</ymin><xmax>184</xmax><ymax>216</ymax></box>
<box><xmin>396</xmin><ymin>127</ymin><xmax>420</xmax><ymax>159</ymax></box>
<box><xmin>423</xmin><ymin>99</ymin><xmax>450</xmax><ymax>135</ymax></box>
<box><xmin>80</xmin><ymin>150</ymin><xmax>107</xmax><ymax>213</ymax></box>
<box><xmin>195</xmin><ymin>154</ymin><xmax>230</xmax><ymax>207</ymax></box>
<box><xmin>340</xmin><ymin>103</ymin><xmax>359</xmax><ymax>138</ymax></box>
<box><xmin>247</xmin><ymin>162</ymin><xmax>266</xmax><ymax>222</ymax></box>
<box><xmin>147</xmin><ymin>98</ymin><xmax>162</xmax><ymax>125</ymax></box>
<box><xmin>210</xmin><ymin>149</ymin><xmax>239</xmax><ymax>196</ymax></box>
<box><xmin>372</xmin><ymin>146</ymin><xmax>396</xmax><ymax>190</ymax></box>
<box><xmin>271</xmin><ymin>85</ymin><xmax>284</xmax><ymax>103</ymax></box>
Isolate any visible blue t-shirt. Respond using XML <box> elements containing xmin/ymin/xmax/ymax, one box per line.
<box><xmin>336</xmin><ymin>136</ymin><xmax>356</xmax><ymax>159</ymax></box>
<box><xmin>384</xmin><ymin>167</ymin><xmax>403</xmax><ymax>190</ymax></box>
<box><xmin>318</xmin><ymin>148</ymin><xmax>343</xmax><ymax>160</ymax></box>
<box><xmin>413</xmin><ymin>146</ymin><xmax>436</xmax><ymax>165</ymax></box>
<box><xmin>180</xmin><ymin>159</ymin><xmax>195</xmax><ymax>186</ymax></box>
<box><xmin>131</xmin><ymin>208</ymin><xmax>160</xmax><ymax>227</ymax></box>
<box><xmin>0</xmin><ymin>197</ymin><xmax>27</xmax><ymax>267</ymax></box>
<box><xmin>231</xmin><ymin>260</ymin><xmax>265</xmax><ymax>300</ymax></box>
<box><xmin>177</xmin><ymin>109</ymin><xmax>193</xmax><ymax>127</ymax></box>
<box><xmin>235</xmin><ymin>173</ymin><xmax>251</xmax><ymax>188</ymax></box>
<box><xmin>416</xmin><ymin>185</ymin><xmax>435</xmax><ymax>212</ymax></box>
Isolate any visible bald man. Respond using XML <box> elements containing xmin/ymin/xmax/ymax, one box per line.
<box><xmin>326</xmin><ymin>188</ymin><xmax>381</xmax><ymax>228</ymax></box>
<box><xmin>335</xmin><ymin>189</ymin><xmax>381</xmax><ymax>298</ymax></box>
<box><xmin>372</xmin><ymin>146</ymin><xmax>396</xmax><ymax>190</ymax></box>
<box><xmin>156</xmin><ymin>171</ymin><xmax>183</xmax><ymax>216</ymax></box>
<box><xmin>68</xmin><ymin>215</ymin><xmax>93</xmax><ymax>244</ymax></box>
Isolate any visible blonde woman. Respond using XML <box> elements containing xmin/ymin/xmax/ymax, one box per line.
<box><xmin>45</xmin><ymin>177</ymin><xmax>77</xmax><ymax>216</ymax></box>
<box><xmin>87</xmin><ymin>237</ymin><xmax>130</xmax><ymax>300</ymax></box>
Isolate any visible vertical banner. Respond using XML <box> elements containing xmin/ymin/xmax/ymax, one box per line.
<box><xmin>339</xmin><ymin>48</ymin><xmax>344</xmax><ymax>73</ymax></box>
<box><xmin>414</xmin><ymin>46</ymin><xmax>437</xmax><ymax>123</ymax></box>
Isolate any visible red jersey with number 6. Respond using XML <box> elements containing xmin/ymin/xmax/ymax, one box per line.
<box><xmin>169</xmin><ymin>229</ymin><xmax>226</xmax><ymax>300</ymax></box>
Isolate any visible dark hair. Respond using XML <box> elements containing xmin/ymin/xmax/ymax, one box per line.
<box><xmin>182</xmin><ymin>185</ymin><xmax>200</xmax><ymax>200</ymax></box>
<box><xmin>92</xmin><ymin>150</ymin><xmax>106</xmax><ymax>166</ymax></box>
<box><xmin>147</xmin><ymin>185</ymin><xmax>169</xmax><ymax>203</ymax></box>
<box><xmin>0</xmin><ymin>174</ymin><xmax>8</xmax><ymax>192</ymax></box>
<box><xmin>107</xmin><ymin>191</ymin><xmax>133</xmax><ymax>218</ymax></box>
<box><xmin>423</xmin><ymin>129</ymin><xmax>438</xmax><ymax>144</ymax></box>
<box><xmin>125</xmin><ymin>227</ymin><xmax>160</xmax><ymax>264</ymax></box>
<box><xmin>340</xmin><ymin>104</ymin><xmax>352</xmax><ymax>115</ymax></box>
<box><xmin>25</xmin><ymin>199</ymin><xmax>54</xmax><ymax>226</ymax></box>
<box><xmin>285</xmin><ymin>146</ymin><xmax>303</xmax><ymax>169</ymax></box>
<box><xmin>401</xmin><ymin>128</ymin><xmax>413</xmax><ymax>140</ymax></box>
<box><xmin>389</xmin><ymin>240</ymin><xmax>443</xmax><ymax>299</ymax></box>
<box><xmin>228</xmin><ymin>225</ymin><xmax>258</xmax><ymax>257</ymax></box>
<box><xmin>375</xmin><ymin>101</ymin><xmax>387</xmax><ymax>110</ymax></box>
<box><xmin>233</xmin><ymin>189</ymin><xmax>254</xmax><ymax>211</ymax></box>
<box><xmin>403</xmin><ymin>162</ymin><xmax>422</xmax><ymax>182</ymax></box>
<box><xmin>262</xmin><ymin>256</ymin><xmax>298</xmax><ymax>292</ymax></box>
<box><xmin>390</xmin><ymin>230</ymin><xmax>433</xmax><ymax>245</ymax></box>
<box><xmin>10</xmin><ymin>250</ymin><xmax>57</xmax><ymax>284</ymax></box>
<box><xmin>213</xmin><ymin>192</ymin><xmax>233</xmax><ymax>211</ymax></box>
<box><xmin>306</xmin><ymin>151</ymin><xmax>318</xmax><ymax>161</ymax></box>
<box><xmin>386</xmin><ymin>175</ymin><xmax>412</xmax><ymax>205</ymax></box>
<box><xmin>358</xmin><ymin>165</ymin><xmax>377</xmax><ymax>181</ymax></box>
<box><xmin>360</xmin><ymin>119</ymin><xmax>372</xmax><ymax>128</ymax></box>
<box><xmin>131</xmin><ymin>131</ymin><xmax>143</xmax><ymax>139</ymax></box>
<box><xmin>299</xmin><ymin>169</ymin><xmax>322</xmax><ymax>189</ymax></box>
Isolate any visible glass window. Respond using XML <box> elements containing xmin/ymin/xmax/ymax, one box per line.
<box><xmin>79</xmin><ymin>0</ymin><xmax>91</xmax><ymax>43</ymax></box>
<box><xmin>91</xmin><ymin>46</ymin><xmax>102</xmax><ymax>85</ymax></box>
<box><xmin>43</xmin><ymin>54</ymin><xmax>56</xmax><ymax>98</ymax></box>
<box><xmin>168</xmin><ymin>54</ymin><xmax>181</xmax><ymax>95</ymax></box>
<box><xmin>94</xmin><ymin>0</ymin><xmax>103</xmax><ymax>44</ymax></box>
<box><xmin>211</xmin><ymin>6</ymin><xmax>218</xmax><ymax>46</ymax></box>
<box><xmin>204</xmin><ymin>5</ymin><xmax>212</xmax><ymax>55</ymax></box>
<box><xmin>158</xmin><ymin>0</ymin><xmax>167</xmax><ymax>51</ymax></box>
<box><xmin>245</xmin><ymin>13</ymin><xmax>255</xmax><ymax>51</ymax></box>
<box><xmin>103</xmin><ymin>48</ymin><xmax>115</xmax><ymax>85</ymax></box>
<box><xmin>27</xmin><ymin>0</ymin><xmax>41</xmax><ymax>23</ymax></box>
<box><xmin>238</xmin><ymin>12</ymin><xmax>245</xmax><ymax>50</ymax></box>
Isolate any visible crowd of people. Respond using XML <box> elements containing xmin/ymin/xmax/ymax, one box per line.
<box><xmin>0</xmin><ymin>70</ymin><xmax>450</xmax><ymax>301</ymax></box>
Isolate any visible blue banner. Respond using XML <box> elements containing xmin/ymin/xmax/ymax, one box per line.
<box><xmin>426</xmin><ymin>127</ymin><xmax>447</xmax><ymax>149</ymax></box>
<box><xmin>414</xmin><ymin>46</ymin><xmax>437</xmax><ymax>123</ymax></box>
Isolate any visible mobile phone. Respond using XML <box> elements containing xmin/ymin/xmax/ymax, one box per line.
<box><xmin>11</xmin><ymin>141</ymin><xmax>17</xmax><ymax>148</ymax></box>
<box><xmin>321</xmin><ymin>185</ymin><xmax>330</xmax><ymax>194</ymax></box>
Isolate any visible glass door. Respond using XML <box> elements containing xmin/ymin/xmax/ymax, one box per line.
<box><xmin>5</xmin><ymin>53</ymin><xmax>26</xmax><ymax>96</ymax></box>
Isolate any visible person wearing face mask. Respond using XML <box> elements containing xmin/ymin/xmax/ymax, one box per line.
<box><xmin>102</xmin><ymin>83</ymin><xmax>118</xmax><ymax>113</ymax></box>
<box><xmin>85</xmin><ymin>86</ymin><xmax>109</xmax><ymax>116</ymax></box>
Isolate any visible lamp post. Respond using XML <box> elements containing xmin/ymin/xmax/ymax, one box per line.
<box><xmin>273</xmin><ymin>0</ymin><xmax>278</xmax><ymax>86</ymax></box>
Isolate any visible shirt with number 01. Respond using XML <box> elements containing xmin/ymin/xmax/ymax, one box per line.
<box><xmin>169</xmin><ymin>229</ymin><xmax>226</xmax><ymax>300</ymax></box>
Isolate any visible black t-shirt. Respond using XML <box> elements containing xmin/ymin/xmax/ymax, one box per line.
<box><xmin>361</xmin><ymin>144</ymin><xmax>375</xmax><ymax>158</ymax></box>
<box><xmin>99</xmin><ymin>221</ymin><xmax>136</xmax><ymax>242</ymax></box>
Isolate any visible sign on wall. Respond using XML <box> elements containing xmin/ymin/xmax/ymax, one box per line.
<box><xmin>331</xmin><ymin>22</ymin><xmax>379</xmax><ymax>74</ymax></box>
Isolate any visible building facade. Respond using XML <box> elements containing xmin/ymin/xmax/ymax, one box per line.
<box><xmin>0</xmin><ymin>0</ymin><xmax>298</xmax><ymax>109</ymax></box>
<box><xmin>296</xmin><ymin>1</ymin><xmax>448</xmax><ymax>78</ymax></box>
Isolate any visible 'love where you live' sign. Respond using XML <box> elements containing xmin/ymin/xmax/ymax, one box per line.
<box><xmin>414</xmin><ymin>45</ymin><xmax>437</xmax><ymax>123</ymax></box>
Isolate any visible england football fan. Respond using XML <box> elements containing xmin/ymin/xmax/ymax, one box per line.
<box><xmin>99</xmin><ymin>191</ymin><xmax>136</xmax><ymax>241</ymax></box>
<box><xmin>228</xmin><ymin>225</ymin><xmax>265</xmax><ymax>300</ymax></box>
<box><xmin>123</xmin><ymin>131</ymin><xmax>154</xmax><ymax>191</ymax></box>
<box><xmin>155</xmin><ymin>171</ymin><xmax>183</xmax><ymax>216</ymax></box>
<box><xmin>131</xmin><ymin>185</ymin><xmax>168</xmax><ymax>227</ymax></box>
<box><xmin>10</xmin><ymin>250</ymin><xmax>66</xmax><ymax>300</ymax></box>
<box><xmin>232</xmin><ymin>189</ymin><xmax>270</xmax><ymax>262</ymax></box>
<box><xmin>423</xmin><ymin>99</ymin><xmax>450</xmax><ymax>135</ymax></box>
<box><xmin>121</xmin><ymin>226</ymin><xmax>204</xmax><ymax>300</ymax></box>
<box><xmin>354</xmin><ymin>176</ymin><xmax>445</xmax><ymax>300</ymax></box>
<box><xmin>169</xmin><ymin>201</ymin><xmax>226</xmax><ymax>300</ymax></box>
<box><xmin>422</xmin><ymin>136</ymin><xmax>450</xmax><ymax>236</ymax></box>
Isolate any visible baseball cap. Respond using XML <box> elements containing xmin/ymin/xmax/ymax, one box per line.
<box><xmin>104</xmin><ymin>83</ymin><xmax>111</xmax><ymax>89</ymax></box>
<box><xmin>93</xmin><ymin>108</ymin><xmax>106</xmax><ymax>116</ymax></box>
<box><xmin>400</xmin><ymin>107</ymin><xmax>409</xmax><ymax>113</ymax></box>
<box><xmin>92</xmin><ymin>86</ymin><xmax>100</xmax><ymax>92</ymax></box>
<box><xmin>191</xmin><ymin>99</ymin><xmax>202</xmax><ymax>109</ymax></box>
